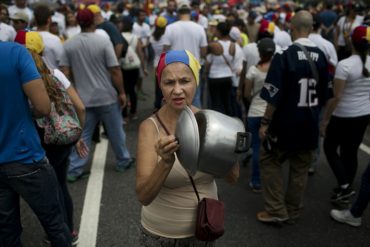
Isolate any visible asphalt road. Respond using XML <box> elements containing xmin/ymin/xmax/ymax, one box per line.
<box><xmin>19</xmin><ymin>68</ymin><xmax>370</xmax><ymax>247</ymax></box>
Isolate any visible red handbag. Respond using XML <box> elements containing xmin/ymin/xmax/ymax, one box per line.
<box><xmin>189</xmin><ymin>176</ymin><xmax>225</xmax><ymax>241</ymax></box>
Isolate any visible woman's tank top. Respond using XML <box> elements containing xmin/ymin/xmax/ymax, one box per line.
<box><xmin>141</xmin><ymin>117</ymin><xmax>218</xmax><ymax>238</ymax></box>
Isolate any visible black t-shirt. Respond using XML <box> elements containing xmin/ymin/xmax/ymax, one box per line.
<box><xmin>97</xmin><ymin>21</ymin><xmax>128</xmax><ymax>57</ymax></box>
<box><xmin>260</xmin><ymin>40</ymin><xmax>329</xmax><ymax>151</ymax></box>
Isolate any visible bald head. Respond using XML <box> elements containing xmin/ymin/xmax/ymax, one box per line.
<box><xmin>291</xmin><ymin>10</ymin><xmax>313</xmax><ymax>34</ymax></box>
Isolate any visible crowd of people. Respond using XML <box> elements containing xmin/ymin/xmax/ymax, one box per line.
<box><xmin>1</xmin><ymin>0</ymin><xmax>370</xmax><ymax>246</ymax></box>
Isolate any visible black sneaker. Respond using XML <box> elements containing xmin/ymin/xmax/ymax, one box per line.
<box><xmin>331</xmin><ymin>187</ymin><xmax>355</xmax><ymax>202</ymax></box>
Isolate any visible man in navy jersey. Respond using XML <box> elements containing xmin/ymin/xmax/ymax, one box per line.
<box><xmin>257</xmin><ymin>11</ymin><xmax>329</xmax><ymax>224</ymax></box>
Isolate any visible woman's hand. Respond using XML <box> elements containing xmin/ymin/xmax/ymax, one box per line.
<box><xmin>259</xmin><ymin>124</ymin><xmax>269</xmax><ymax>141</ymax></box>
<box><xmin>76</xmin><ymin>138</ymin><xmax>89</xmax><ymax>158</ymax></box>
<box><xmin>225</xmin><ymin>162</ymin><xmax>240</xmax><ymax>185</ymax></box>
<box><xmin>155</xmin><ymin>135</ymin><xmax>180</xmax><ymax>165</ymax></box>
<box><xmin>320</xmin><ymin>120</ymin><xmax>329</xmax><ymax>137</ymax></box>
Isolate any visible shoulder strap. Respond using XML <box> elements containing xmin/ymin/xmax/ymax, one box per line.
<box><xmin>294</xmin><ymin>43</ymin><xmax>319</xmax><ymax>83</ymax></box>
<box><xmin>155</xmin><ymin>112</ymin><xmax>200</xmax><ymax>202</ymax></box>
<box><xmin>147</xmin><ymin>117</ymin><xmax>160</xmax><ymax>136</ymax></box>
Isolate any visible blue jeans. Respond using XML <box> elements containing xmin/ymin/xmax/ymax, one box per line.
<box><xmin>247</xmin><ymin>116</ymin><xmax>262</xmax><ymax>187</ymax></box>
<box><xmin>0</xmin><ymin>158</ymin><xmax>71</xmax><ymax>247</ymax></box>
<box><xmin>351</xmin><ymin>163</ymin><xmax>370</xmax><ymax>217</ymax></box>
<box><xmin>68</xmin><ymin>103</ymin><xmax>132</xmax><ymax>177</ymax></box>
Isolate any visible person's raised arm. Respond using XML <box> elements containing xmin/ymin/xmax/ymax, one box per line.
<box><xmin>136</xmin><ymin>119</ymin><xmax>179</xmax><ymax>206</ymax></box>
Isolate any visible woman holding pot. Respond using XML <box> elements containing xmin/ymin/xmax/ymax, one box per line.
<box><xmin>136</xmin><ymin>50</ymin><xmax>239</xmax><ymax>246</ymax></box>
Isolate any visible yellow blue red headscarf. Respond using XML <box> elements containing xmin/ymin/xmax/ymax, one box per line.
<box><xmin>156</xmin><ymin>50</ymin><xmax>201</xmax><ymax>86</ymax></box>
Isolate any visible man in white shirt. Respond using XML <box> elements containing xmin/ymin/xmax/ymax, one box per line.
<box><xmin>0</xmin><ymin>17</ymin><xmax>16</xmax><ymax>41</ymax></box>
<box><xmin>133</xmin><ymin>9</ymin><xmax>151</xmax><ymax>50</ymax></box>
<box><xmin>309</xmin><ymin>15</ymin><xmax>338</xmax><ymax>68</ymax></box>
<box><xmin>307</xmin><ymin>14</ymin><xmax>338</xmax><ymax>175</ymax></box>
<box><xmin>163</xmin><ymin>0</ymin><xmax>208</xmax><ymax>108</ymax></box>
<box><xmin>34</xmin><ymin>4</ymin><xmax>64</xmax><ymax>69</ymax></box>
<box><xmin>8</xmin><ymin>0</ymin><xmax>33</xmax><ymax>27</ymax></box>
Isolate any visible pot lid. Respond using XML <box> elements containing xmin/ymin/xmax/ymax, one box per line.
<box><xmin>175</xmin><ymin>106</ymin><xmax>199</xmax><ymax>176</ymax></box>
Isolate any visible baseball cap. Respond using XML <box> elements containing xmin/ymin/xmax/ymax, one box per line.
<box><xmin>257</xmin><ymin>38</ymin><xmax>275</xmax><ymax>56</ymax></box>
<box><xmin>87</xmin><ymin>4</ymin><xmax>101</xmax><ymax>14</ymax></box>
<box><xmin>351</xmin><ymin>25</ymin><xmax>370</xmax><ymax>45</ymax></box>
<box><xmin>178</xmin><ymin>0</ymin><xmax>191</xmax><ymax>11</ymax></box>
<box><xmin>76</xmin><ymin>8</ymin><xmax>94</xmax><ymax>28</ymax></box>
<box><xmin>11</xmin><ymin>11</ymin><xmax>29</xmax><ymax>23</ymax></box>
<box><xmin>155</xmin><ymin>16</ymin><xmax>167</xmax><ymax>28</ymax></box>
<box><xmin>15</xmin><ymin>30</ymin><xmax>45</xmax><ymax>54</ymax></box>
<box><xmin>229</xmin><ymin>26</ymin><xmax>241</xmax><ymax>41</ymax></box>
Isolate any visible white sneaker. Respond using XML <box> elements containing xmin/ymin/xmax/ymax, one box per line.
<box><xmin>330</xmin><ymin>209</ymin><xmax>362</xmax><ymax>227</ymax></box>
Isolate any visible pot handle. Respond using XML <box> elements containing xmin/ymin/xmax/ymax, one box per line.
<box><xmin>234</xmin><ymin>132</ymin><xmax>251</xmax><ymax>153</ymax></box>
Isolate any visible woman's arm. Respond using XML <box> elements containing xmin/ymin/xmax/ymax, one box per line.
<box><xmin>136</xmin><ymin>39</ymin><xmax>148</xmax><ymax>76</ymax></box>
<box><xmin>243</xmin><ymin>78</ymin><xmax>254</xmax><ymax>102</ymax></box>
<box><xmin>136</xmin><ymin>119</ymin><xmax>179</xmax><ymax>206</ymax></box>
<box><xmin>66</xmin><ymin>86</ymin><xmax>85</xmax><ymax>129</ymax></box>
<box><xmin>320</xmin><ymin>78</ymin><xmax>346</xmax><ymax>137</ymax></box>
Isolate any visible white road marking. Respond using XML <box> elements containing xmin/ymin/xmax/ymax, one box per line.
<box><xmin>77</xmin><ymin>137</ymin><xmax>108</xmax><ymax>247</ymax></box>
<box><xmin>360</xmin><ymin>143</ymin><xmax>370</xmax><ymax>155</ymax></box>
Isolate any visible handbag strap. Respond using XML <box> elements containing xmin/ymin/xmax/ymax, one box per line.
<box><xmin>294</xmin><ymin>43</ymin><xmax>319</xmax><ymax>84</ymax></box>
<box><xmin>221</xmin><ymin>41</ymin><xmax>235</xmax><ymax>73</ymax></box>
<box><xmin>155</xmin><ymin>112</ymin><xmax>201</xmax><ymax>202</ymax></box>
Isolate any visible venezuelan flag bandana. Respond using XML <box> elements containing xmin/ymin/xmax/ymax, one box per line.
<box><xmin>14</xmin><ymin>30</ymin><xmax>45</xmax><ymax>54</ymax></box>
<box><xmin>156</xmin><ymin>50</ymin><xmax>201</xmax><ymax>86</ymax></box>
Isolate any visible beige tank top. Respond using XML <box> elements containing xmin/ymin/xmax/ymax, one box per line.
<box><xmin>141</xmin><ymin>117</ymin><xmax>218</xmax><ymax>238</ymax></box>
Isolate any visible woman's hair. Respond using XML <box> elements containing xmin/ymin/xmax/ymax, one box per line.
<box><xmin>153</xmin><ymin>26</ymin><xmax>166</xmax><ymax>41</ymax></box>
<box><xmin>216</xmin><ymin>22</ymin><xmax>231</xmax><ymax>37</ymax></box>
<box><xmin>353</xmin><ymin>42</ymin><xmax>370</xmax><ymax>77</ymax></box>
<box><xmin>258</xmin><ymin>53</ymin><xmax>274</xmax><ymax>65</ymax></box>
<box><xmin>28</xmin><ymin>49</ymin><xmax>64</xmax><ymax>112</ymax></box>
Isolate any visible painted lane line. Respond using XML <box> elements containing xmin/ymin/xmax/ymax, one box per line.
<box><xmin>360</xmin><ymin>143</ymin><xmax>370</xmax><ymax>155</ymax></box>
<box><xmin>77</xmin><ymin>137</ymin><xmax>108</xmax><ymax>247</ymax></box>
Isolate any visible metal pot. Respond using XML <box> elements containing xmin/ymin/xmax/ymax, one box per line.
<box><xmin>175</xmin><ymin>106</ymin><xmax>251</xmax><ymax>177</ymax></box>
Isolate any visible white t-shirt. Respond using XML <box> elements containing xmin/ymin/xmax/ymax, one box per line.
<box><xmin>197</xmin><ymin>14</ymin><xmax>208</xmax><ymax>29</ymax></box>
<box><xmin>207</xmin><ymin>40</ymin><xmax>235</xmax><ymax>79</ymax></box>
<box><xmin>150</xmin><ymin>35</ymin><xmax>166</xmax><ymax>67</ymax></box>
<box><xmin>38</xmin><ymin>31</ymin><xmax>64</xmax><ymax>69</ymax></box>
<box><xmin>0</xmin><ymin>22</ymin><xmax>16</xmax><ymax>41</ymax></box>
<box><xmin>133</xmin><ymin>22</ymin><xmax>151</xmax><ymax>46</ymax></box>
<box><xmin>273</xmin><ymin>30</ymin><xmax>292</xmax><ymax>50</ymax></box>
<box><xmin>246</xmin><ymin>65</ymin><xmax>268</xmax><ymax>117</ymax></box>
<box><xmin>53</xmin><ymin>68</ymin><xmax>71</xmax><ymax>89</ymax></box>
<box><xmin>163</xmin><ymin>20</ymin><xmax>207</xmax><ymax>61</ymax></box>
<box><xmin>95</xmin><ymin>29</ymin><xmax>110</xmax><ymax>41</ymax></box>
<box><xmin>336</xmin><ymin>16</ymin><xmax>362</xmax><ymax>47</ymax></box>
<box><xmin>8</xmin><ymin>5</ymin><xmax>33</xmax><ymax>26</ymax></box>
<box><xmin>333</xmin><ymin>55</ymin><xmax>370</xmax><ymax>117</ymax></box>
<box><xmin>65</xmin><ymin>26</ymin><xmax>81</xmax><ymax>40</ymax></box>
<box><xmin>308</xmin><ymin>33</ymin><xmax>338</xmax><ymax>66</ymax></box>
